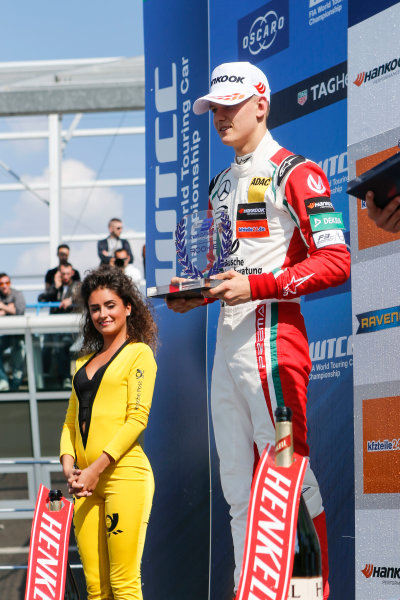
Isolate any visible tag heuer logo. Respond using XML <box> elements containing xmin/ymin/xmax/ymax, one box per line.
<box><xmin>297</xmin><ymin>90</ymin><xmax>308</xmax><ymax>106</ymax></box>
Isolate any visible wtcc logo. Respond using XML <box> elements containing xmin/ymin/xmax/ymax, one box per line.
<box><xmin>238</xmin><ymin>0</ymin><xmax>289</xmax><ymax>64</ymax></box>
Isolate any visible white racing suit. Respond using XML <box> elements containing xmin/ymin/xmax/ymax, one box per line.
<box><xmin>208</xmin><ymin>131</ymin><xmax>350</xmax><ymax>598</ymax></box>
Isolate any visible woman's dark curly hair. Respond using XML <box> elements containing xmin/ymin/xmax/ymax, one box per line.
<box><xmin>79</xmin><ymin>266</ymin><xmax>158</xmax><ymax>354</ymax></box>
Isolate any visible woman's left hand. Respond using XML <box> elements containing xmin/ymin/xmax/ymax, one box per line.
<box><xmin>74</xmin><ymin>465</ymin><xmax>100</xmax><ymax>496</ymax></box>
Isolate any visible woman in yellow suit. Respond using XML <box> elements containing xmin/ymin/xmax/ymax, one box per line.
<box><xmin>60</xmin><ymin>266</ymin><xmax>158</xmax><ymax>600</ymax></box>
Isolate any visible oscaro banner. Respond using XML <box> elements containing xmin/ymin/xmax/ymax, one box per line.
<box><xmin>237</xmin><ymin>0</ymin><xmax>289</xmax><ymax>64</ymax></box>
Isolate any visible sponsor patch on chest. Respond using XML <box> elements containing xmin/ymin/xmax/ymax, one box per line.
<box><xmin>236</xmin><ymin>202</ymin><xmax>269</xmax><ymax>238</ymax></box>
<box><xmin>247</xmin><ymin>176</ymin><xmax>272</xmax><ymax>203</ymax></box>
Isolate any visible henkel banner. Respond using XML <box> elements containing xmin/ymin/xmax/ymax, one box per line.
<box><xmin>25</xmin><ymin>485</ymin><xmax>73</xmax><ymax>600</ymax></box>
<box><xmin>236</xmin><ymin>444</ymin><xmax>308</xmax><ymax>600</ymax></box>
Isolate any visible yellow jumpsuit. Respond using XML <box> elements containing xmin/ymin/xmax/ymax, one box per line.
<box><xmin>60</xmin><ymin>342</ymin><xmax>157</xmax><ymax>600</ymax></box>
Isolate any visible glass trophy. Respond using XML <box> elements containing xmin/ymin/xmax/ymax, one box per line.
<box><xmin>147</xmin><ymin>209</ymin><xmax>232</xmax><ymax>299</ymax></box>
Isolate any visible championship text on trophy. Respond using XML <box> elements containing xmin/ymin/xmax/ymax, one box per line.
<box><xmin>147</xmin><ymin>209</ymin><xmax>232</xmax><ymax>299</ymax></box>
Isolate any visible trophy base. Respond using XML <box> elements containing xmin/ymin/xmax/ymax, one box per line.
<box><xmin>147</xmin><ymin>278</ymin><xmax>222</xmax><ymax>300</ymax></box>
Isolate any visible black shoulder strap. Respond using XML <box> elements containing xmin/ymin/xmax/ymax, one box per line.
<box><xmin>276</xmin><ymin>154</ymin><xmax>306</xmax><ymax>187</ymax></box>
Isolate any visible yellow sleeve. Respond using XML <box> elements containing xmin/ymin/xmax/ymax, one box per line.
<box><xmin>60</xmin><ymin>387</ymin><xmax>77</xmax><ymax>460</ymax></box>
<box><xmin>59</xmin><ymin>355</ymin><xmax>88</xmax><ymax>460</ymax></box>
<box><xmin>103</xmin><ymin>344</ymin><xmax>157</xmax><ymax>461</ymax></box>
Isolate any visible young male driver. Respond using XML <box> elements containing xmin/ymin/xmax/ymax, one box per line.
<box><xmin>166</xmin><ymin>62</ymin><xmax>350</xmax><ymax>599</ymax></box>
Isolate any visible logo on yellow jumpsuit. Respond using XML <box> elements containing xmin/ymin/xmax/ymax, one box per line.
<box><xmin>247</xmin><ymin>176</ymin><xmax>272</xmax><ymax>203</ymax></box>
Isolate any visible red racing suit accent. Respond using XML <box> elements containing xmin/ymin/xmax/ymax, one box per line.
<box><xmin>208</xmin><ymin>132</ymin><xmax>348</xmax><ymax>598</ymax></box>
<box><xmin>209</xmin><ymin>135</ymin><xmax>350</xmax><ymax>301</ymax></box>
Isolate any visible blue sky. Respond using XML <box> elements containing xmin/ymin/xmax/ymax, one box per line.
<box><xmin>0</xmin><ymin>1</ymin><xmax>144</xmax><ymax>61</ymax></box>
<box><xmin>0</xmin><ymin>1</ymin><xmax>146</xmax><ymax>294</ymax></box>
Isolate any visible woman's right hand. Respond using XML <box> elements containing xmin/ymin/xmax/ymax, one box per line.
<box><xmin>67</xmin><ymin>468</ymin><xmax>90</xmax><ymax>497</ymax></box>
<box><xmin>61</xmin><ymin>454</ymin><xmax>90</xmax><ymax>498</ymax></box>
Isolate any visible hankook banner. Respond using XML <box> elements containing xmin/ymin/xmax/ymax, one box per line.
<box><xmin>348</xmin><ymin>1</ymin><xmax>400</xmax><ymax>599</ymax></box>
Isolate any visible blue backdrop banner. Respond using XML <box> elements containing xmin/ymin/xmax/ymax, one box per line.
<box><xmin>143</xmin><ymin>1</ymin><xmax>211</xmax><ymax>598</ymax></box>
<box><xmin>209</xmin><ymin>2</ymin><xmax>353</xmax><ymax>599</ymax></box>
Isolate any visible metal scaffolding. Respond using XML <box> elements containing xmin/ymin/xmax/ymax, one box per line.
<box><xmin>0</xmin><ymin>56</ymin><xmax>146</xmax><ymax>291</ymax></box>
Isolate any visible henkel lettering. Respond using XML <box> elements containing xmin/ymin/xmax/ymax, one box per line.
<box><xmin>25</xmin><ymin>485</ymin><xmax>74</xmax><ymax>600</ymax></box>
<box><xmin>236</xmin><ymin>445</ymin><xmax>308</xmax><ymax>600</ymax></box>
<box><xmin>34</xmin><ymin>514</ymin><xmax>63</xmax><ymax>599</ymax></box>
<box><xmin>244</xmin><ymin>468</ymin><xmax>290</xmax><ymax>599</ymax></box>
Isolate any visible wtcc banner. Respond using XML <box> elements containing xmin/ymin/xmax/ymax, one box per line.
<box><xmin>143</xmin><ymin>2</ymin><xmax>213</xmax><ymax>600</ymax></box>
<box><xmin>25</xmin><ymin>485</ymin><xmax>73</xmax><ymax>600</ymax></box>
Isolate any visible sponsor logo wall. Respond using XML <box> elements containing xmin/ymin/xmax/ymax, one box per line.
<box><xmin>348</xmin><ymin>2</ymin><xmax>400</xmax><ymax>599</ymax></box>
<box><xmin>210</xmin><ymin>1</ymin><xmax>352</xmax><ymax>599</ymax></box>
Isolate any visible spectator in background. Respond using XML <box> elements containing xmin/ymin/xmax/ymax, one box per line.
<box><xmin>365</xmin><ymin>191</ymin><xmax>400</xmax><ymax>232</ymax></box>
<box><xmin>98</xmin><ymin>218</ymin><xmax>133</xmax><ymax>266</ymax></box>
<box><xmin>114</xmin><ymin>248</ymin><xmax>143</xmax><ymax>289</ymax></box>
<box><xmin>38</xmin><ymin>263</ymin><xmax>80</xmax><ymax>389</ymax></box>
<box><xmin>0</xmin><ymin>273</ymin><xmax>26</xmax><ymax>391</ymax></box>
<box><xmin>39</xmin><ymin>263</ymin><xmax>80</xmax><ymax>314</ymax></box>
<box><xmin>45</xmin><ymin>244</ymin><xmax>81</xmax><ymax>290</ymax></box>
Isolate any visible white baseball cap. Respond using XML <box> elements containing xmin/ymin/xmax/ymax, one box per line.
<box><xmin>193</xmin><ymin>61</ymin><xmax>271</xmax><ymax>115</ymax></box>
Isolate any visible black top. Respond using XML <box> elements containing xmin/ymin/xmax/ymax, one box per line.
<box><xmin>73</xmin><ymin>340</ymin><xmax>130</xmax><ymax>448</ymax></box>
